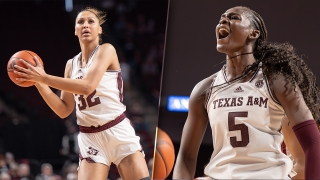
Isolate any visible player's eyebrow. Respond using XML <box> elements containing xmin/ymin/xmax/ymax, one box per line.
<box><xmin>221</xmin><ymin>12</ymin><xmax>239</xmax><ymax>18</ymax></box>
<box><xmin>76</xmin><ymin>17</ymin><xmax>96</xmax><ymax>20</ymax></box>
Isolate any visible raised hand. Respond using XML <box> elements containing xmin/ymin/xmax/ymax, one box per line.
<box><xmin>13</xmin><ymin>56</ymin><xmax>47</xmax><ymax>84</ymax></box>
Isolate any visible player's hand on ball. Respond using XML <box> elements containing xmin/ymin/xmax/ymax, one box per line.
<box><xmin>13</xmin><ymin>56</ymin><xmax>47</xmax><ymax>83</ymax></box>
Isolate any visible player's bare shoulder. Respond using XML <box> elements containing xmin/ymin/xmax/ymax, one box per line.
<box><xmin>99</xmin><ymin>43</ymin><xmax>117</xmax><ymax>56</ymax></box>
<box><xmin>96</xmin><ymin>43</ymin><xmax>119</xmax><ymax>70</ymax></box>
<box><xmin>192</xmin><ymin>73</ymin><xmax>218</xmax><ymax>98</ymax></box>
<box><xmin>189</xmin><ymin>73</ymin><xmax>219</xmax><ymax>112</ymax></box>
<box><xmin>187</xmin><ymin>73</ymin><xmax>218</xmax><ymax>116</ymax></box>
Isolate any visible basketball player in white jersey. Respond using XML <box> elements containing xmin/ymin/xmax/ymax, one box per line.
<box><xmin>173</xmin><ymin>6</ymin><xmax>320</xmax><ymax>179</ymax></box>
<box><xmin>13</xmin><ymin>7</ymin><xmax>150</xmax><ymax>180</ymax></box>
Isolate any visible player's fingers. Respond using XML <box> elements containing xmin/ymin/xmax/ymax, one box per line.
<box><xmin>33</xmin><ymin>56</ymin><xmax>42</xmax><ymax>67</ymax></box>
<box><xmin>13</xmin><ymin>70</ymin><xmax>29</xmax><ymax>77</ymax></box>
<box><xmin>13</xmin><ymin>64</ymin><xmax>28</xmax><ymax>72</ymax></box>
<box><xmin>13</xmin><ymin>65</ymin><xmax>36</xmax><ymax>75</ymax></box>
<box><xmin>21</xmin><ymin>59</ymin><xmax>35</xmax><ymax>69</ymax></box>
<box><xmin>15</xmin><ymin>77</ymin><xmax>29</xmax><ymax>82</ymax></box>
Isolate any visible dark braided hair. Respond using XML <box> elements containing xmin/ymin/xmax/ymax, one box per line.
<box><xmin>206</xmin><ymin>6</ymin><xmax>320</xmax><ymax>123</ymax></box>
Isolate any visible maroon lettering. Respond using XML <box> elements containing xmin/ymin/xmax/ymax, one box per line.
<box><xmin>228</xmin><ymin>111</ymin><xmax>249</xmax><ymax>147</ymax></box>
<box><xmin>223</xmin><ymin>98</ymin><xmax>231</xmax><ymax>107</ymax></box>
<box><xmin>230</xmin><ymin>98</ymin><xmax>236</xmax><ymax>107</ymax></box>
<box><xmin>212</xmin><ymin>99</ymin><xmax>218</xmax><ymax>109</ymax></box>
<box><xmin>87</xmin><ymin>90</ymin><xmax>101</xmax><ymax>107</ymax></box>
<box><xmin>211</xmin><ymin>96</ymin><xmax>268</xmax><ymax>109</ymax></box>
<box><xmin>259</xmin><ymin>97</ymin><xmax>268</xmax><ymax>108</ymax></box>
<box><xmin>76</xmin><ymin>90</ymin><xmax>101</xmax><ymax>111</ymax></box>
<box><xmin>218</xmin><ymin>99</ymin><xmax>223</xmax><ymax>108</ymax></box>
<box><xmin>77</xmin><ymin>94</ymin><xmax>87</xmax><ymax>110</ymax></box>
<box><xmin>254</xmin><ymin>98</ymin><xmax>259</xmax><ymax>105</ymax></box>
<box><xmin>237</xmin><ymin>97</ymin><xmax>243</xmax><ymax>106</ymax></box>
<box><xmin>246</xmin><ymin>96</ymin><xmax>253</xmax><ymax>106</ymax></box>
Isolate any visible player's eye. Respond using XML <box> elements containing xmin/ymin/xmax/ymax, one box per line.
<box><xmin>89</xmin><ymin>20</ymin><xmax>94</xmax><ymax>23</ymax></box>
<box><xmin>230</xmin><ymin>15</ymin><xmax>240</xmax><ymax>20</ymax></box>
<box><xmin>77</xmin><ymin>20</ymin><xmax>84</xmax><ymax>24</ymax></box>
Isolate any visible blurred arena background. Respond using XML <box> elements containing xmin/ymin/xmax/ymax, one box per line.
<box><xmin>158</xmin><ymin>0</ymin><xmax>320</xmax><ymax>179</ymax></box>
<box><xmin>0</xmin><ymin>0</ymin><xmax>168</xmax><ymax>179</ymax></box>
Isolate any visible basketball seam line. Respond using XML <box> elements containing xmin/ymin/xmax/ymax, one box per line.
<box><xmin>156</xmin><ymin>148</ymin><xmax>168</xmax><ymax>176</ymax></box>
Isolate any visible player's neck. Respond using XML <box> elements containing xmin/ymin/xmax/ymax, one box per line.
<box><xmin>225</xmin><ymin>53</ymin><xmax>256</xmax><ymax>81</ymax></box>
<box><xmin>79</xmin><ymin>42</ymin><xmax>99</xmax><ymax>63</ymax></box>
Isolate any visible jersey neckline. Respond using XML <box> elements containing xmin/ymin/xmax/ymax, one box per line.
<box><xmin>77</xmin><ymin>45</ymin><xmax>100</xmax><ymax>69</ymax></box>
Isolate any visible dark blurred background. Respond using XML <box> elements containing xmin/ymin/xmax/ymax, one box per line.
<box><xmin>158</xmin><ymin>0</ymin><xmax>320</xmax><ymax>179</ymax></box>
<box><xmin>0</xmin><ymin>0</ymin><xmax>168</xmax><ymax>179</ymax></box>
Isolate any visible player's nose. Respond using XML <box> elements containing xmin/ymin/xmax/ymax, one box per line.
<box><xmin>83</xmin><ymin>21</ymin><xmax>89</xmax><ymax>28</ymax></box>
<box><xmin>219</xmin><ymin>18</ymin><xmax>229</xmax><ymax>25</ymax></box>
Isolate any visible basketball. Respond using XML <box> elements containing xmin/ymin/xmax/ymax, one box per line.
<box><xmin>153</xmin><ymin>127</ymin><xmax>175</xmax><ymax>179</ymax></box>
<box><xmin>7</xmin><ymin>50</ymin><xmax>43</xmax><ymax>87</ymax></box>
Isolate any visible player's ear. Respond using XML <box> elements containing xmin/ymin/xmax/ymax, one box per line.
<box><xmin>99</xmin><ymin>27</ymin><xmax>102</xmax><ymax>35</ymax></box>
<box><xmin>246</xmin><ymin>29</ymin><xmax>260</xmax><ymax>45</ymax></box>
<box><xmin>248</xmin><ymin>29</ymin><xmax>260</xmax><ymax>40</ymax></box>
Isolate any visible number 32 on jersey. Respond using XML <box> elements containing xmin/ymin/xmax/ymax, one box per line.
<box><xmin>75</xmin><ymin>90</ymin><xmax>101</xmax><ymax>110</ymax></box>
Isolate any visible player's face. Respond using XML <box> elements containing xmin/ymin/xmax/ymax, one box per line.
<box><xmin>216</xmin><ymin>7</ymin><xmax>253</xmax><ymax>54</ymax></box>
<box><xmin>75</xmin><ymin>11</ymin><xmax>102</xmax><ymax>43</ymax></box>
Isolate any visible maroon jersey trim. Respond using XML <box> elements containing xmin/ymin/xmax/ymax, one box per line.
<box><xmin>79</xmin><ymin>113</ymin><xmax>126</xmax><ymax>133</ymax></box>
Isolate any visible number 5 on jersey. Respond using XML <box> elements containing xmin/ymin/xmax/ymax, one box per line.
<box><xmin>228</xmin><ymin>111</ymin><xmax>249</xmax><ymax>147</ymax></box>
<box><xmin>76</xmin><ymin>90</ymin><xmax>101</xmax><ymax>110</ymax></box>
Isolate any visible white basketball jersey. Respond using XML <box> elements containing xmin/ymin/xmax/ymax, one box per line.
<box><xmin>204</xmin><ymin>65</ymin><xmax>293</xmax><ymax>179</ymax></box>
<box><xmin>70</xmin><ymin>45</ymin><xmax>126</xmax><ymax>127</ymax></box>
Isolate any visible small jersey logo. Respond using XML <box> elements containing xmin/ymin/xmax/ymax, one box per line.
<box><xmin>234</xmin><ymin>86</ymin><xmax>244</xmax><ymax>93</ymax></box>
<box><xmin>87</xmin><ymin>147</ymin><xmax>99</xmax><ymax>155</ymax></box>
<box><xmin>255</xmin><ymin>80</ymin><xmax>264</xmax><ymax>88</ymax></box>
<box><xmin>76</xmin><ymin>69</ymin><xmax>84</xmax><ymax>79</ymax></box>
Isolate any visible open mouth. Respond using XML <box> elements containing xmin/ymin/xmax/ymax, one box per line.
<box><xmin>218</xmin><ymin>27</ymin><xmax>230</xmax><ymax>39</ymax></box>
<box><xmin>82</xmin><ymin>31</ymin><xmax>90</xmax><ymax>35</ymax></box>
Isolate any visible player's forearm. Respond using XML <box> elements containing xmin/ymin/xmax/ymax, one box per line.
<box><xmin>42</xmin><ymin>74</ymin><xmax>93</xmax><ymax>95</ymax></box>
<box><xmin>173</xmin><ymin>155</ymin><xmax>196</xmax><ymax>179</ymax></box>
<box><xmin>35</xmin><ymin>83</ymin><xmax>72</xmax><ymax>118</ymax></box>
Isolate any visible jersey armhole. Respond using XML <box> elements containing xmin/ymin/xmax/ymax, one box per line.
<box><xmin>204</xmin><ymin>74</ymin><xmax>217</xmax><ymax>110</ymax></box>
<box><xmin>69</xmin><ymin>56</ymin><xmax>76</xmax><ymax>78</ymax></box>
<box><xmin>262</xmin><ymin>71</ymin><xmax>282</xmax><ymax>105</ymax></box>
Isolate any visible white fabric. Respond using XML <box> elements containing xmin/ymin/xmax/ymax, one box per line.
<box><xmin>204</xmin><ymin>65</ymin><xmax>292</xmax><ymax>179</ymax></box>
<box><xmin>70</xmin><ymin>45</ymin><xmax>126</xmax><ymax>127</ymax></box>
<box><xmin>78</xmin><ymin>118</ymin><xmax>142</xmax><ymax>166</ymax></box>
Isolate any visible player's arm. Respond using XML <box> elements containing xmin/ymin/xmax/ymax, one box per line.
<box><xmin>14</xmin><ymin>43</ymin><xmax>118</xmax><ymax>95</ymax></box>
<box><xmin>34</xmin><ymin>60</ymin><xmax>75</xmax><ymax>118</ymax></box>
<box><xmin>282</xmin><ymin>116</ymin><xmax>305</xmax><ymax>179</ymax></box>
<box><xmin>173</xmin><ymin>76</ymin><xmax>213</xmax><ymax>179</ymax></box>
<box><xmin>272</xmin><ymin>74</ymin><xmax>320</xmax><ymax>179</ymax></box>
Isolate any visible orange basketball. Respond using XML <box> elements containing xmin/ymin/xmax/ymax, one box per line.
<box><xmin>153</xmin><ymin>127</ymin><xmax>175</xmax><ymax>179</ymax></box>
<box><xmin>7</xmin><ymin>50</ymin><xmax>43</xmax><ymax>87</ymax></box>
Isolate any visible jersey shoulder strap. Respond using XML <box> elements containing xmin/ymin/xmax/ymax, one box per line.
<box><xmin>204</xmin><ymin>72</ymin><xmax>219</xmax><ymax>110</ymax></box>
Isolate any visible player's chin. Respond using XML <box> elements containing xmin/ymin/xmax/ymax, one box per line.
<box><xmin>216</xmin><ymin>44</ymin><xmax>228</xmax><ymax>53</ymax></box>
<box><xmin>80</xmin><ymin>36</ymin><xmax>93</xmax><ymax>41</ymax></box>
<box><xmin>80</xmin><ymin>37</ymin><xmax>91</xmax><ymax>41</ymax></box>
